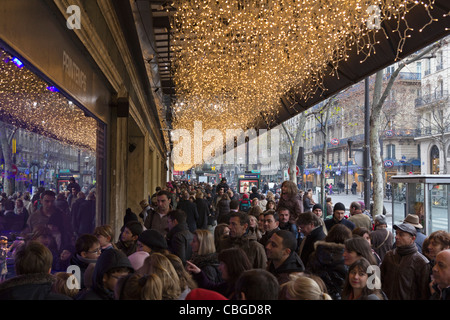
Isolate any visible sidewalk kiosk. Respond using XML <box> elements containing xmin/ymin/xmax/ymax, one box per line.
<box><xmin>237</xmin><ymin>171</ymin><xmax>261</xmax><ymax>195</ymax></box>
<box><xmin>391</xmin><ymin>175</ymin><xmax>450</xmax><ymax>235</ymax></box>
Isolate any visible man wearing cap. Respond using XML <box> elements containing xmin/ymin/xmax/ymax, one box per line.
<box><xmin>312</xmin><ymin>203</ymin><xmax>328</xmax><ymax>235</ymax></box>
<box><xmin>216</xmin><ymin>178</ymin><xmax>229</xmax><ymax>193</ymax></box>
<box><xmin>324</xmin><ymin>202</ymin><xmax>355</xmax><ymax>232</ymax></box>
<box><xmin>402</xmin><ymin>214</ymin><xmax>426</xmax><ymax>254</ymax></box>
<box><xmin>115</xmin><ymin>221</ymin><xmax>143</xmax><ymax>257</ymax></box>
<box><xmin>381</xmin><ymin>222</ymin><xmax>430</xmax><ymax>300</ymax></box>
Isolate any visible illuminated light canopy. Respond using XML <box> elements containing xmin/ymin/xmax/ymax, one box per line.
<box><xmin>0</xmin><ymin>48</ymin><xmax>97</xmax><ymax>151</ymax></box>
<box><xmin>167</xmin><ymin>0</ymin><xmax>442</xmax><ymax>169</ymax></box>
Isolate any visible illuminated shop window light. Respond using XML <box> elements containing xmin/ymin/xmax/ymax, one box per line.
<box><xmin>12</xmin><ymin>57</ymin><xmax>24</xmax><ymax>68</ymax></box>
<box><xmin>46</xmin><ymin>86</ymin><xmax>59</xmax><ymax>92</ymax></box>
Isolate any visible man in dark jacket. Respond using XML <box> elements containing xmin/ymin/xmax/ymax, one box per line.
<box><xmin>296</xmin><ymin>211</ymin><xmax>326</xmax><ymax>266</ymax></box>
<box><xmin>381</xmin><ymin>223</ymin><xmax>430</xmax><ymax>300</ymax></box>
<box><xmin>278</xmin><ymin>207</ymin><xmax>299</xmax><ymax>244</ymax></box>
<box><xmin>216</xmin><ymin>178</ymin><xmax>229</xmax><ymax>193</ymax></box>
<box><xmin>259</xmin><ymin>211</ymin><xmax>280</xmax><ymax>248</ymax></box>
<box><xmin>266</xmin><ymin>230</ymin><xmax>305</xmax><ymax>285</ymax></box>
<box><xmin>77</xmin><ymin>248</ymin><xmax>133</xmax><ymax>300</ymax></box>
<box><xmin>218</xmin><ymin>211</ymin><xmax>267</xmax><ymax>269</ymax></box>
<box><xmin>325</xmin><ymin>202</ymin><xmax>355</xmax><ymax>232</ymax></box>
<box><xmin>75</xmin><ymin>191</ymin><xmax>96</xmax><ymax>236</ymax></box>
<box><xmin>166</xmin><ymin>209</ymin><xmax>194</xmax><ymax>264</ymax></box>
<box><xmin>0</xmin><ymin>241</ymin><xmax>71</xmax><ymax>300</ymax></box>
<box><xmin>70</xmin><ymin>234</ymin><xmax>101</xmax><ymax>289</ymax></box>
<box><xmin>176</xmin><ymin>191</ymin><xmax>199</xmax><ymax>233</ymax></box>
<box><xmin>249</xmin><ymin>187</ymin><xmax>260</xmax><ymax>200</ymax></box>
<box><xmin>194</xmin><ymin>191</ymin><xmax>210</xmax><ymax>229</ymax></box>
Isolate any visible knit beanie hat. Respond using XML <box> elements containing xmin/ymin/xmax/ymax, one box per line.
<box><xmin>312</xmin><ymin>204</ymin><xmax>323</xmax><ymax>211</ymax></box>
<box><xmin>124</xmin><ymin>208</ymin><xmax>139</xmax><ymax>225</ymax></box>
<box><xmin>185</xmin><ymin>288</ymin><xmax>228</xmax><ymax>300</ymax></box>
<box><xmin>333</xmin><ymin>202</ymin><xmax>346</xmax><ymax>212</ymax></box>
<box><xmin>125</xmin><ymin>221</ymin><xmax>143</xmax><ymax>236</ymax></box>
<box><xmin>138</xmin><ymin>229</ymin><xmax>168</xmax><ymax>250</ymax></box>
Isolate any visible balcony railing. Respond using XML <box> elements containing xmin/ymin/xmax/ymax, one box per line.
<box><xmin>416</xmin><ymin>126</ymin><xmax>450</xmax><ymax>137</ymax></box>
<box><xmin>415</xmin><ymin>90</ymin><xmax>449</xmax><ymax>108</ymax></box>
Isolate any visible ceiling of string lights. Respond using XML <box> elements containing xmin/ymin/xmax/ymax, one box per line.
<box><xmin>0</xmin><ymin>48</ymin><xmax>97</xmax><ymax>151</ymax></box>
<box><xmin>142</xmin><ymin>0</ymin><xmax>448</xmax><ymax>169</ymax></box>
<box><xmin>169</xmin><ymin>0</ymin><xmax>448</xmax><ymax>131</ymax></box>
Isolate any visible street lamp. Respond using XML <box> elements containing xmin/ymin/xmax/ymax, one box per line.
<box><xmin>346</xmin><ymin>139</ymin><xmax>353</xmax><ymax>195</ymax></box>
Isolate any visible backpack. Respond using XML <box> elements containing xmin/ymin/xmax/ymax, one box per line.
<box><xmin>240</xmin><ymin>200</ymin><xmax>251</xmax><ymax>212</ymax></box>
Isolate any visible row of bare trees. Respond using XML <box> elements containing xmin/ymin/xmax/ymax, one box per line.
<box><xmin>282</xmin><ymin>39</ymin><xmax>447</xmax><ymax>218</ymax></box>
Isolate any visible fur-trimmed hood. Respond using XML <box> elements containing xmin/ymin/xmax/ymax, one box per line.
<box><xmin>312</xmin><ymin>241</ymin><xmax>345</xmax><ymax>266</ymax></box>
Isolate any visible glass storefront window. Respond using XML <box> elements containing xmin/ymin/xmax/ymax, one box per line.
<box><xmin>391</xmin><ymin>175</ymin><xmax>450</xmax><ymax>235</ymax></box>
<box><xmin>429</xmin><ymin>184</ymin><xmax>449</xmax><ymax>233</ymax></box>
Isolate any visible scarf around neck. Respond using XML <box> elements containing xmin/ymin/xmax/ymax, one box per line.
<box><xmin>396</xmin><ymin>243</ymin><xmax>417</xmax><ymax>256</ymax></box>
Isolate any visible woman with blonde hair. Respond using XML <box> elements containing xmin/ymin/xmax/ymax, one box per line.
<box><xmin>279</xmin><ymin>274</ymin><xmax>332</xmax><ymax>300</ymax></box>
<box><xmin>190</xmin><ymin>229</ymin><xmax>222</xmax><ymax>283</ymax></box>
<box><xmin>137</xmin><ymin>253</ymin><xmax>181</xmax><ymax>300</ymax></box>
<box><xmin>165</xmin><ymin>253</ymin><xmax>197</xmax><ymax>299</ymax></box>
<box><xmin>248</xmin><ymin>214</ymin><xmax>263</xmax><ymax>241</ymax></box>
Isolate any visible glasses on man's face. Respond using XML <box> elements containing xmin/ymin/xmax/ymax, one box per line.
<box><xmin>87</xmin><ymin>248</ymin><xmax>102</xmax><ymax>254</ymax></box>
<box><xmin>110</xmin><ymin>272</ymin><xmax>130</xmax><ymax>280</ymax></box>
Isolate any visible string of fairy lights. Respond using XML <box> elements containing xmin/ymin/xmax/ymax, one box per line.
<box><xmin>167</xmin><ymin>0</ymin><xmax>442</xmax><ymax>169</ymax></box>
<box><xmin>0</xmin><ymin>48</ymin><xmax>97</xmax><ymax>151</ymax></box>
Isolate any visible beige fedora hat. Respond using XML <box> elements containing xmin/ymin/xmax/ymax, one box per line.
<box><xmin>403</xmin><ymin>214</ymin><xmax>423</xmax><ymax>229</ymax></box>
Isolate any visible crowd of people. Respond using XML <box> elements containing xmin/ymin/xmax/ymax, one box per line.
<box><xmin>0</xmin><ymin>177</ymin><xmax>449</xmax><ymax>301</ymax></box>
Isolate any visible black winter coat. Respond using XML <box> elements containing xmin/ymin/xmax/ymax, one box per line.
<box><xmin>299</xmin><ymin>225</ymin><xmax>326</xmax><ymax>266</ymax></box>
<box><xmin>306</xmin><ymin>240</ymin><xmax>348</xmax><ymax>300</ymax></box>
<box><xmin>166</xmin><ymin>222</ymin><xmax>194</xmax><ymax>264</ymax></box>
<box><xmin>267</xmin><ymin>251</ymin><xmax>305</xmax><ymax>285</ymax></box>
<box><xmin>194</xmin><ymin>198</ymin><xmax>210</xmax><ymax>229</ymax></box>
<box><xmin>190</xmin><ymin>252</ymin><xmax>222</xmax><ymax>284</ymax></box>
<box><xmin>176</xmin><ymin>200</ymin><xmax>199</xmax><ymax>233</ymax></box>
<box><xmin>76</xmin><ymin>248</ymin><xmax>133</xmax><ymax>300</ymax></box>
<box><xmin>0</xmin><ymin>273</ymin><xmax>72</xmax><ymax>300</ymax></box>
<box><xmin>76</xmin><ymin>199</ymin><xmax>96</xmax><ymax>235</ymax></box>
